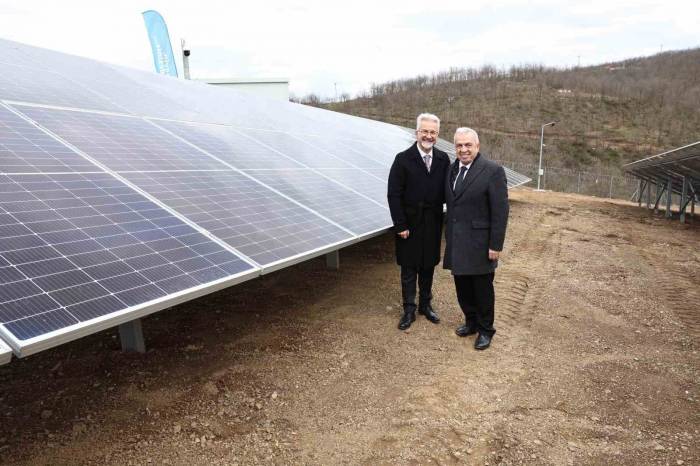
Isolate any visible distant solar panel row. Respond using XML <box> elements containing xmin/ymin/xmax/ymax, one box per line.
<box><xmin>624</xmin><ymin>141</ymin><xmax>700</xmax><ymax>195</ymax></box>
<box><xmin>0</xmin><ymin>38</ymin><xmax>530</xmax><ymax>362</ymax></box>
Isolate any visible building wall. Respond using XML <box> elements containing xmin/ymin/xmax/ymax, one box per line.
<box><xmin>203</xmin><ymin>80</ymin><xmax>289</xmax><ymax>102</ymax></box>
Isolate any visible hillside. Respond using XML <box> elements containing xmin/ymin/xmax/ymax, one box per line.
<box><xmin>319</xmin><ymin>48</ymin><xmax>700</xmax><ymax>174</ymax></box>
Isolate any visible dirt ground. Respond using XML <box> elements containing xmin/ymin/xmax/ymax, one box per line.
<box><xmin>0</xmin><ymin>189</ymin><xmax>698</xmax><ymax>465</ymax></box>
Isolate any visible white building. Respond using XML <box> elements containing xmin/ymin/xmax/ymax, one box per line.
<box><xmin>198</xmin><ymin>77</ymin><xmax>290</xmax><ymax>101</ymax></box>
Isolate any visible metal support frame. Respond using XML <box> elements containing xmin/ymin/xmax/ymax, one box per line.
<box><xmin>119</xmin><ymin>319</ymin><xmax>146</xmax><ymax>353</ymax></box>
<box><xmin>646</xmin><ymin>179</ymin><xmax>652</xmax><ymax>209</ymax></box>
<box><xmin>653</xmin><ymin>178</ymin><xmax>665</xmax><ymax>213</ymax></box>
<box><xmin>666</xmin><ymin>177</ymin><xmax>673</xmax><ymax>218</ymax></box>
<box><xmin>325</xmin><ymin>250</ymin><xmax>340</xmax><ymax>270</ymax></box>
<box><xmin>637</xmin><ymin>179</ymin><xmax>644</xmax><ymax>206</ymax></box>
<box><xmin>680</xmin><ymin>176</ymin><xmax>688</xmax><ymax>223</ymax></box>
<box><xmin>577</xmin><ymin>172</ymin><xmax>582</xmax><ymax>193</ymax></box>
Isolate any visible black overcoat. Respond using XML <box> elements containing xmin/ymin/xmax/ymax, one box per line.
<box><xmin>443</xmin><ymin>153</ymin><xmax>509</xmax><ymax>275</ymax></box>
<box><xmin>387</xmin><ymin>142</ymin><xmax>450</xmax><ymax>267</ymax></box>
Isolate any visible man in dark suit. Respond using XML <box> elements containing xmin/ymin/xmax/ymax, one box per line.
<box><xmin>444</xmin><ymin>127</ymin><xmax>509</xmax><ymax>350</ymax></box>
<box><xmin>388</xmin><ymin>113</ymin><xmax>450</xmax><ymax>330</ymax></box>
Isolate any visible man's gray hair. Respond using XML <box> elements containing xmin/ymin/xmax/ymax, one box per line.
<box><xmin>454</xmin><ymin>127</ymin><xmax>479</xmax><ymax>144</ymax></box>
<box><xmin>416</xmin><ymin>113</ymin><xmax>440</xmax><ymax>130</ymax></box>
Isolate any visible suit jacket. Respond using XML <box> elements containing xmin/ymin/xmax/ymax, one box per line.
<box><xmin>443</xmin><ymin>153</ymin><xmax>509</xmax><ymax>275</ymax></box>
<box><xmin>387</xmin><ymin>142</ymin><xmax>450</xmax><ymax>267</ymax></box>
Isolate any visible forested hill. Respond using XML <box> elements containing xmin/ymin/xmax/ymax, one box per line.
<box><xmin>318</xmin><ymin>48</ymin><xmax>700</xmax><ymax>172</ymax></box>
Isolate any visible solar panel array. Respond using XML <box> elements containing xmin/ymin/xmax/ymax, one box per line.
<box><xmin>624</xmin><ymin>141</ymin><xmax>700</xmax><ymax>195</ymax></box>
<box><xmin>0</xmin><ymin>38</ymin><xmax>530</xmax><ymax>362</ymax></box>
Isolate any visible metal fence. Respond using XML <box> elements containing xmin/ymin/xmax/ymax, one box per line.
<box><xmin>494</xmin><ymin>160</ymin><xmax>639</xmax><ymax>200</ymax></box>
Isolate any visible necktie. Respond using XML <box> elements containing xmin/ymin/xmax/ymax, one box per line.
<box><xmin>453</xmin><ymin>165</ymin><xmax>468</xmax><ymax>191</ymax></box>
<box><xmin>423</xmin><ymin>154</ymin><xmax>432</xmax><ymax>172</ymax></box>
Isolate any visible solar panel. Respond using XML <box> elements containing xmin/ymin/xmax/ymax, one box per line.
<box><xmin>0</xmin><ymin>104</ymin><xmax>97</xmax><ymax>173</ymax></box>
<box><xmin>243</xmin><ymin>129</ymin><xmax>357</xmax><ymax>169</ymax></box>
<box><xmin>318</xmin><ymin>168</ymin><xmax>389</xmax><ymax>204</ymax></box>
<box><xmin>304</xmin><ymin>135</ymin><xmax>398</xmax><ymax>170</ymax></box>
<box><xmin>339</xmin><ymin>139</ymin><xmax>400</xmax><ymax>166</ymax></box>
<box><xmin>624</xmin><ymin>141</ymin><xmax>700</xmax><ymax>195</ymax></box>
<box><xmin>503</xmin><ymin>167</ymin><xmax>532</xmax><ymax>188</ymax></box>
<box><xmin>150</xmin><ymin>119</ymin><xmax>305</xmax><ymax>170</ymax></box>
<box><xmin>13</xmin><ymin>105</ymin><xmax>227</xmax><ymax>172</ymax></box>
<box><xmin>0</xmin><ymin>63</ymin><xmax>120</xmax><ymax>113</ymax></box>
<box><xmin>244</xmin><ymin>169</ymin><xmax>391</xmax><ymax>235</ymax></box>
<box><xmin>0</xmin><ymin>172</ymin><xmax>255</xmax><ymax>356</ymax></box>
<box><xmin>119</xmin><ymin>170</ymin><xmax>352</xmax><ymax>267</ymax></box>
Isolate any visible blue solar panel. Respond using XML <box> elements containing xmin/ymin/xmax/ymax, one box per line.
<box><xmin>120</xmin><ymin>170</ymin><xmax>352</xmax><ymax>266</ymax></box>
<box><xmin>303</xmin><ymin>135</ymin><xmax>394</xmax><ymax>170</ymax></box>
<box><xmin>243</xmin><ymin>129</ymin><xmax>356</xmax><ymax>169</ymax></box>
<box><xmin>317</xmin><ymin>168</ymin><xmax>389</xmax><ymax>204</ymax></box>
<box><xmin>0</xmin><ymin>62</ymin><xmax>121</xmax><ymax>112</ymax></box>
<box><xmin>151</xmin><ymin>120</ymin><xmax>304</xmax><ymax>170</ymax></box>
<box><xmin>0</xmin><ymin>105</ymin><xmax>98</xmax><ymax>173</ymax></box>
<box><xmin>13</xmin><ymin>106</ymin><xmax>228</xmax><ymax>172</ymax></box>
<box><xmin>244</xmin><ymin>169</ymin><xmax>391</xmax><ymax>235</ymax></box>
<box><xmin>0</xmin><ymin>172</ymin><xmax>254</xmax><ymax>353</ymax></box>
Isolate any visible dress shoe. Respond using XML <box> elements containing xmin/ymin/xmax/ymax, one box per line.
<box><xmin>474</xmin><ymin>333</ymin><xmax>492</xmax><ymax>350</ymax></box>
<box><xmin>455</xmin><ymin>324</ymin><xmax>477</xmax><ymax>337</ymax></box>
<box><xmin>418</xmin><ymin>305</ymin><xmax>440</xmax><ymax>323</ymax></box>
<box><xmin>398</xmin><ymin>311</ymin><xmax>416</xmax><ymax>330</ymax></box>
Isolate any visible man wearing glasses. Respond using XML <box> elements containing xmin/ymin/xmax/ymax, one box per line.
<box><xmin>388</xmin><ymin>113</ymin><xmax>450</xmax><ymax>330</ymax></box>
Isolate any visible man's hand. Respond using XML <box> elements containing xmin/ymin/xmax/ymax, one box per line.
<box><xmin>398</xmin><ymin>230</ymin><xmax>410</xmax><ymax>239</ymax></box>
<box><xmin>488</xmin><ymin>249</ymin><xmax>500</xmax><ymax>261</ymax></box>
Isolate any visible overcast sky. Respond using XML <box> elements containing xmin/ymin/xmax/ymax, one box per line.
<box><xmin>1</xmin><ymin>0</ymin><xmax>698</xmax><ymax>99</ymax></box>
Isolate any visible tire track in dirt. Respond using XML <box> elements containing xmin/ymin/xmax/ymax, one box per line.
<box><xmin>496</xmin><ymin>205</ymin><xmax>566</xmax><ymax>335</ymax></box>
<box><xmin>640</xmin><ymin>250</ymin><xmax>700</xmax><ymax>339</ymax></box>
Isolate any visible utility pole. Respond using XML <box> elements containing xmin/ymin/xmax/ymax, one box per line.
<box><xmin>334</xmin><ymin>83</ymin><xmax>338</xmax><ymax>102</ymax></box>
<box><xmin>181</xmin><ymin>38</ymin><xmax>191</xmax><ymax>80</ymax></box>
<box><xmin>537</xmin><ymin>121</ymin><xmax>556</xmax><ymax>191</ymax></box>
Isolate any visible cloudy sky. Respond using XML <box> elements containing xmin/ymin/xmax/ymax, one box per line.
<box><xmin>1</xmin><ymin>0</ymin><xmax>698</xmax><ymax>99</ymax></box>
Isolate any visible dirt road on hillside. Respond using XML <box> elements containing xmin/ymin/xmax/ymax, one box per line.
<box><xmin>0</xmin><ymin>189</ymin><xmax>698</xmax><ymax>465</ymax></box>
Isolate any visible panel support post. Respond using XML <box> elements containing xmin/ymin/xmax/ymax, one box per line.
<box><xmin>637</xmin><ymin>179</ymin><xmax>643</xmax><ymax>206</ymax></box>
<box><xmin>680</xmin><ymin>176</ymin><xmax>688</xmax><ymax>224</ymax></box>
<box><xmin>325</xmin><ymin>250</ymin><xmax>340</xmax><ymax>270</ymax></box>
<box><xmin>119</xmin><ymin>319</ymin><xmax>146</xmax><ymax>353</ymax></box>
<box><xmin>665</xmin><ymin>178</ymin><xmax>673</xmax><ymax>218</ymax></box>
<box><xmin>577</xmin><ymin>172</ymin><xmax>581</xmax><ymax>193</ymax></box>
<box><xmin>654</xmin><ymin>178</ymin><xmax>664</xmax><ymax>214</ymax></box>
<box><xmin>646</xmin><ymin>179</ymin><xmax>652</xmax><ymax>209</ymax></box>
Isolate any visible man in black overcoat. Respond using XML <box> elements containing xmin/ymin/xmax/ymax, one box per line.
<box><xmin>387</xmin><ymin>113</ymin><xmax>450</xmax><ymax>330</ymax></box>
<box><xmin>444</xmin><ymin>127</ymin><xmax>509</xmax><ymax>350</ymax></box>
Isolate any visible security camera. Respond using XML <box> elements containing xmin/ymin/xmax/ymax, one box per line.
<box><xmin>183</xmin><ymin>49</ymin><xmax>191</xmax><ymax>57</ymax></box>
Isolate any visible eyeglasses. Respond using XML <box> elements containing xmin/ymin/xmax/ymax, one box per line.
<box><xmin>418</xmin><ymin>129</ymin><xmax>438</xmax><ymax>136</ymax></box>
